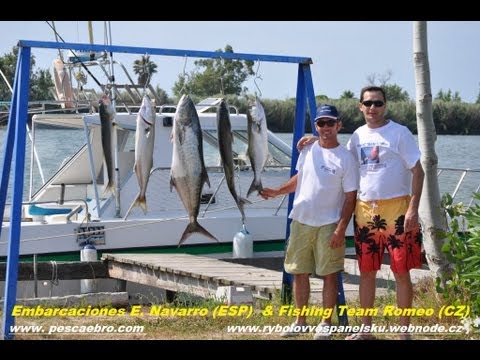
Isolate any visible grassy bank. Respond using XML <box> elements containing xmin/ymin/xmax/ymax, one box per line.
<box><xmin>7</xmin><ymin>277</ymin><xmax>479</xmax><ymax>340</ymax></box>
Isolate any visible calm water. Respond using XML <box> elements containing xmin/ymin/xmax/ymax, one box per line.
<box><xmin>0</xmin><ymin>128</ymin><xmax>479</xmax><ymax>204</ymax></box>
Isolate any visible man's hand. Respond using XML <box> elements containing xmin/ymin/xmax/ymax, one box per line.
<box><xmin>330</xmin><ymin>230</ymin><xmax>345</xmax><ymax>248</ymax></box>
<box><xmin>259</xmin><ymin>188</ymin><xmax>278</xmax><ymax>200</ymax></box>
<box><xmin>297</xmin><ymin>135</ymin><xmax>317</xmax><ymax>151</ymax></box>
<box><xmin>404</xmin><ymin>207</ymin><xmax>420</xmax><ymax>233</ymax></box>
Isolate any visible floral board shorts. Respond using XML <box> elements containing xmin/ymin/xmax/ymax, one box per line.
<box><xmin>353</xmin><ymin>195</ymin><xmax>422</xmax><ymax>273</ymax></box>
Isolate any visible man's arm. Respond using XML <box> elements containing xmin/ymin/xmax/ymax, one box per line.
<box><xmin>330</xmin><ymin>190</ymin><xmax>357</xmax><ymax>248</ymax></box>
<box><xmin>259</xmin><ymin>174</ymin><xmax>298</xmax><ymax>199</ymax></box>
<box><xmin>404</xmin><ymin>160</ymin><xmax>424</xmax><ymax>233</ymax></box>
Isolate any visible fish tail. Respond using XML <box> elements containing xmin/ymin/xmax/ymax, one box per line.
<box><xmin>178</xmin><ymin>221</ymin><xmax>218</xmax><ymax>247</ymax></box>
<box><xmin>237</xmin><ymin>197</ymin><xmax>251</xmax><ymax>223</ymax></box>
<box><xmin>247</xmin><ymin>178</ymin><xmax>263</xmax><ymax>197</ymax></box>
<box><xmin>138</xmin><ymin>195</ymin><xmax>147</xmax><ymax>214</ymax></box>
<box><xmin>123</xmin><ymin>193</ymin><xmax>147</xmax><ymax>220</ymax></box>
<box><xmin>102</xmin><ymin>180</ymin><xmax>116</xmax><ymax>197</ymax></box>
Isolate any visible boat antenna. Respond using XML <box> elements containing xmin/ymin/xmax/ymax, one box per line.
<box><xmin>50</xmin><ymin>21</ymin><xmax>64</xmax><ymax>61</ymax></box>
<box><xmin>45</xmin><ymin>21</ymin><xmax>103</xmax><ymax>88</ymax></box>
<box><xmin>253</xmin><ymin>61</ymin><xmax>263</xmax><ymax>98</ymax></box>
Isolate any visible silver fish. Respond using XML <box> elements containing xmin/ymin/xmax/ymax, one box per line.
<box><xmin>124</xmin><ymin>95</ymin><xmax>156</xmax><ymax>219</ymax></box>
<box><xmin>170</xmin><ymin>94</ymin><xmax>218</xmax><ymax>246</ymax></box>
<box><xmin>247</xmin><ymin>97</ymin><xmax>269</xmax><ymax>197</ymax></box>
<box><xmin>98</xmin><ymin>95</ymin><xmax>115</xmax><ymax>195</ymax></box>
<box><xmin>217</xmin><ymin>99</ymin><xmax>250</xmax><ymax>222</ymax></box>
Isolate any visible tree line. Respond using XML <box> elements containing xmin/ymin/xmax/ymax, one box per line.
<box><xmin>1</xmin><ymin>45</ymin><xmax>480</xmax><ymax>134</ymax></box>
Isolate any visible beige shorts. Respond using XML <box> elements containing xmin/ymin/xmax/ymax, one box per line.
<box><xmin>284</xmin><ymin>220</ymin><xmax>344</xmax><ymax>276</ymax></box>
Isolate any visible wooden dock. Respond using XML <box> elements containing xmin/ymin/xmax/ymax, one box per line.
<box><xmin>102</xmin><ymin>253</ymin><xmax>361</xmax><ymax>300</ymax></box>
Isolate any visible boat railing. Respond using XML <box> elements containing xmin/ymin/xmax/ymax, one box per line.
<box><xmin>63</xmin><ymin>58</ymin><xmax>162</xmax><ymax>114</ymax></box>
<box><xmin>437</xmin><ymin>167</ymin><xmax>480</xmax><ymax>207</ymax></box>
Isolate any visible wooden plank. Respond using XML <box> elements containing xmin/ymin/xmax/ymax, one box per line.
<box><xmin>0</xmin><ymin>261</ymin><xmax>108</xmax><ymax>281</ymax></box>
<box><xmin>102</xmin><ymin>253</ymin><xmax>337</xmax><ymax>300</ymax></box>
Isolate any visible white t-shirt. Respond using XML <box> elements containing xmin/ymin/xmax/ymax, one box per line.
<box><xmin>346</xmin><ymin>120</ymin><xmax>420</xmax><ymax>201</ymax></box>
<box><xmin>289</xmin><ymin>142</ymin><xmax>359</xmax><ymax>227</ymax></box>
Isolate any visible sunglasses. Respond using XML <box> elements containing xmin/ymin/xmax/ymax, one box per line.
<box><xmin>362</xmin><ymin>100</ymin><xmax>385</xmax><ymax>107</ymax></box>
<box><xmin>316</xmin><ymin>119</ymin><xmax>337</xmax><ymax>127</ymax></box>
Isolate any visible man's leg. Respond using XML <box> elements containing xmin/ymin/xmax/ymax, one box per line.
<box><xmin>359</xmin><ymin>271</ymin><xmax>377</xmax><ymax>327</ymax></box>
<box><xmin>322</xmin><ymin>272</ymin><xmax>338</xmax><ymax>325</ymax></box>
<box><xmin>393</xmin><ymin>271</ymin><xmax>413</xmax><ymax>339</ymax></box>
<box><xmin>293</xmin><ymin>273</ymin><xmax>310</xmax><ymax>325</ymax></box>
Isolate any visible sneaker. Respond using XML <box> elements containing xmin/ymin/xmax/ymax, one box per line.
<box><xmin>313</xmin><ymin>322</ymin><xmax>332</xmax><ymax>340</ymax></box>
<box><xmin>345</xmin><ymin>333</ymin><xmax>375</xmax><ymax>340</ymax></box>
<box><xmin>280</xmin><ymin>322</ymin><xmax>310</xmax><ymax>337</ymax></box>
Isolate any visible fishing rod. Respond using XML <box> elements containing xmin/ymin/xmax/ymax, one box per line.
<box><xmin>45</xmin><ymin>21</ymin><xmax>103</xmax><ymax>88</ymax></box>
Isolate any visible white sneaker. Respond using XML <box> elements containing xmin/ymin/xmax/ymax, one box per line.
<box><xmin>280</xmin><ymin>322</ymin><xmax>310</xmax><ymax>337</ymax></box>
<box><xmin>313</xmin><ymin>322</ymin><xmax>332</xmax><ymax>340</ymax></box>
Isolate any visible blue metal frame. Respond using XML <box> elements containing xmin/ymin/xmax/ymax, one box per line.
<box><xmin>0</xmin><ymin>40</ymin><xmax>348</xmax><ymax>338</ymax></box>
<box><xmin>1</xmin><ymin>46</ymin><xmax>31</xmax><ymax>340</ymax></box>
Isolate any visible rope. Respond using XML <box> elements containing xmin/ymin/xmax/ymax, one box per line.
<box><xmin>179</xmin><ymin>56</ymin><xmax>190</xmax><ymax>94</ymax></box>
<box><xmin>253</xmin><ymin>61</ymin><xmax>263</xmax><ymax>98</ymax></box>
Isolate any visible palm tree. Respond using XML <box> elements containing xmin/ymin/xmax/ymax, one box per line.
<box><xmin>133</xmin><ymin>55</ymin><xmax>158</xmax><ymax>87</ymax></box>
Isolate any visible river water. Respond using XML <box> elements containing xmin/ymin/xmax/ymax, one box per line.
<box><xmin>0</xmin><ymin>128</ymin><xmax>479</xmax><ymax>205</ymax></box>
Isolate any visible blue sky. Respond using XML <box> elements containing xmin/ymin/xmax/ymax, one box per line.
<box><xmin>1</xmin><ymin>21</ymin><xmax>480</xmax><ymax>102</ymax></box>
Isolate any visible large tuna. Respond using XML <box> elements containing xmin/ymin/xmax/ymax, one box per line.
<box><xmin>170</xmin><ymin>95</ymin><xmax>218</xmax><ymax>246</ymax></box>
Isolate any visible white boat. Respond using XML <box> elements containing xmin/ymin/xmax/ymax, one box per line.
<box><xmin>1</xmin><ymin>97</ymin><xmax>295</xmax><ymax>261</ymax></box>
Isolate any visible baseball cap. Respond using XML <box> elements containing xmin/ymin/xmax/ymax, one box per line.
<box><xmin>314</xmin><ymin>104</ymin><xmax>338</xmax><ymax>121</ymax></box>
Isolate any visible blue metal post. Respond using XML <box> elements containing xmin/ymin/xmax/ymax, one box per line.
<box><xmin>2</xmin><ymin>46</ymin><xmax>31</xmax><ymax>340</ymax></box>
<box><xmin>281</xmin><ymin>64</ymin><xmax>308</xmax><ymax>304</ymax></box>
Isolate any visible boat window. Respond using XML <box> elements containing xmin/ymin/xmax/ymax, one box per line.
<box><xmin>28</xmin><ymin>127</ymin><xmax>86</xmax><ymax>196</ymax></box>
<box><xmin>267</xmin><ymin>140</ymin><xmax>291</xmax><ymax>166</ymax></box>
<box><xmin>121</xmin><ymin>128</ymin><xmax>136</xmax><ymax>153</ymax></box>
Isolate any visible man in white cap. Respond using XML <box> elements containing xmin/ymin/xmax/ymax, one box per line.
<box><xmin>260</xmin><ymin>104</ymin><xmax>359</xmax><ymax>340</ymax></box>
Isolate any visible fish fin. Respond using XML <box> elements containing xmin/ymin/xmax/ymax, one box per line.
<box><xmin>178</xmin><ymin>221</ymin><xmax>218</xmax><ymax>247</ymax></box>
<box><xmin>202</xmin><ymin>170</ymin><xmax>210</xmax><ymax>188</ymax></box>
<box><xmin>239</xmin><ymin>196</ymin><xmax>251</xmax><ymax>205</ymax></box>
<box><xmin>247</xmin><ymin>178</ymin><xmax>263</xmax><ymax>198</ymax></box>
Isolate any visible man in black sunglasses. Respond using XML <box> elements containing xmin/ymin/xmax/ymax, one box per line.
<box><xmin>260</xmin><ymin>104</ymin><xmax>359</xmax><ymax>340</ymax></box>
<box><xmin>344</xmin><ymin>86</ymin><xmax>424</xmax><ymax>340</ymax></box>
